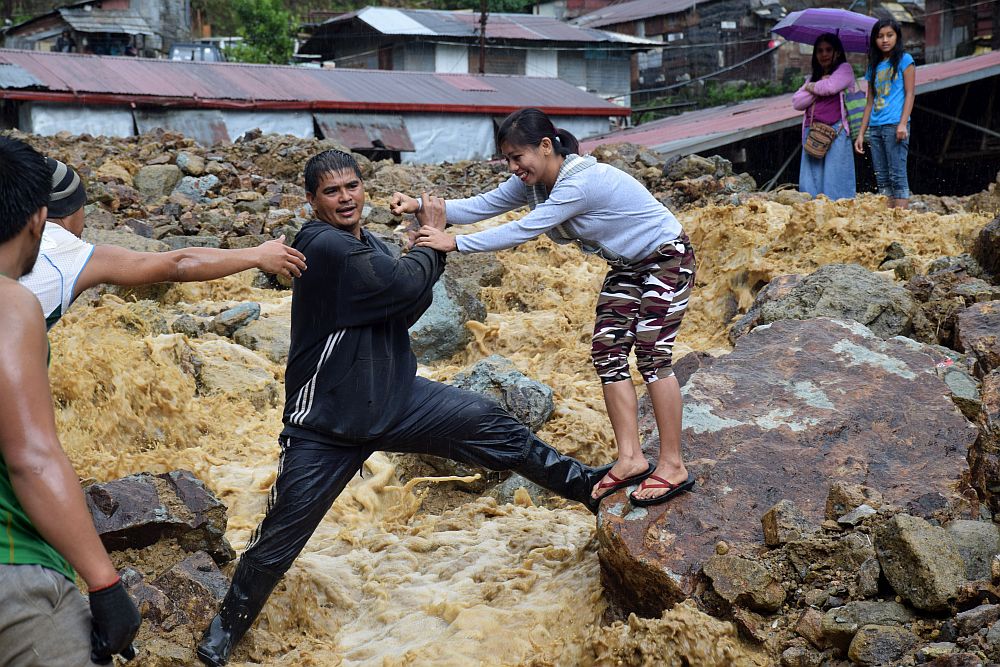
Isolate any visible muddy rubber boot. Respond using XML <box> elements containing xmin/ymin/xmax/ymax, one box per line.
<box><xmin>513</xmin><ymin>436</ymin><xmax>613</xmax><ymax>514</ymax></box>
<box><xmin>196</xmin><ymin>558</ymin><xmax>282</xmax><ymax>667</ymax></box>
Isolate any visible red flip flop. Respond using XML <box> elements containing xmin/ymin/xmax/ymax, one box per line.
<box><xmin>629</xmin><ymin>472</ymin><xmax>695</xmax><ymax>507</ymax></box>
<box><xmin>592</xmin><ymin>462</ymin><xmax>656</xmax><ymax>502</ymax></box>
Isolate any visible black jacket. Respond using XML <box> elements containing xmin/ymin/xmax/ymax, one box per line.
<box><xmin>280</xmin><ymin>221</ymin><xmax>444</xmax><ymax>444</ymax></box>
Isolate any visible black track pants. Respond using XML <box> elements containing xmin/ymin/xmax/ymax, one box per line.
<box><xmin>242</xmin><ymin>377</ymin><xmax>533</xmax><ymax>575</ymax></box>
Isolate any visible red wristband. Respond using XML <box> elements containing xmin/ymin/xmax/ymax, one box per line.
<box><xmin>88</xmin><ymin>575</ymin><xmax>121</xmax><ymax>593</ymax></box>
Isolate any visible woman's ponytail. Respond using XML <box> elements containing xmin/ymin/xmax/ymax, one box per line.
<box><xmin>554</xmin><ymin>128</ymin><xmax>579</xmax><ymax>156</ymax></box>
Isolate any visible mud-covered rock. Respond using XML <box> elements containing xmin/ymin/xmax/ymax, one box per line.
<box><xmin>730</xmin><ymin>264</ymin><xmax>917</xmax><ymax>342</ymax></box>
<box><xmin>820</xmin><ymin>601</ymin><xmax>915</xmax><ymax>652</ymax></box>
<box><xmin>973</xmin><ymin>216</ymin><xmax>1000</xmax><ymax>278</ymax></box>
<box><xmin>875</xmin><ymin>513</ymin><xmax>966</xmax><ymax>612</ymax></box>
<box><xmin>450</xmin><ymin>355</ymin><xmax>554</xmax><ymax>431</ymax></box>
<box><xmin>702</xmin><ymin>554</ymin><xmax>786</xmax><ymax>613</ymax></box>
<box><xmin>946</xmin><ymin>521</ymin><xmax>1000</xmax><ymax>581</ymax></box>
<box><xmin>232</xmin><ymin>313</ymin><xmax>291</xmax><ymax>364</ymax></box>
<box><xmin>955</xmin><ymin>301</ymin><xmax>1000</xmax><ymax>377</ymax></box>
<box><xmin>84</xmin><ymin>470</ymin><xmax>234</xmax><ymax>564</ymax></box>
<box><xmin>762</xmin><ymin>500</ymin><xmax>816</xmax><ymax>546</ymax></box>
<box><xmin>152</xmin><ymin>551</ymin><xmax>229</xmax><ymax>629</ymax></box>
<box><xmin>194</xmin><ymin>339</ymin><xmax>279</xmax><ymax>410</ymax></box>
<box><xmin>597</xmin><ymin>318</ymin><xmax>977</xmax><ymax>618</ymax></box>
<box><xmin>847</xmin><ymin>624</ymin><xmax>920</xmax><ymax>665</ymax></box>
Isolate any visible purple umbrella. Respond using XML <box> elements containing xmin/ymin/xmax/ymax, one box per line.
<box><xmin>771</xmin><ymin>8</ymin><xmax>878</xmax><ymax>53</ymax></box>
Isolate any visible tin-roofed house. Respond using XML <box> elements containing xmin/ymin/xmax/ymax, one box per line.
<box><xmin>2</xmin><ymin>0</ymin><xmax>191</xmax><ymax>58</ymax></box>
<box><xmin>297</xmin><ymin>6</ymin><xmax>657</xmax><ymax>106</ymax></box>
<box><xmin>0</xmin><ymin>49</ymin><xmax>629</xmax><ymax>164</ymax></box>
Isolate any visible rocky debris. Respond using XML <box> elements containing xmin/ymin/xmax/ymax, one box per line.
<box><xmin>211</xmin><ymin>302</ymin><xmax>261</xmax><ymax>337</ymax></box>
<box><xmin>954</xmin><ymin>604</ymin><xmax>1000</xmax><ymax>637</ymax></box>
<box><xmin>837</xmin><ymin>504</ymin><xmax>877</xmax><ymax>526</ymax></box>
<box><xmin>908</xmin><ymin>268</ymin><xmax>1000</xmax><ymax>348</ymax></box>
<box><xmin>702</xmin><ymin>554</ymin><xmax>786</xmax><ymax>613</ymax></box>
<box><xmin>955</xmin><ymin>301</ymin><xmax>1000</xmax><ymax>377</ymax></box>
<box><xmin>409</xmin><ymin>275</ymin><xmax>487</xmax><ymax>363</ymax></box>
<box><xmin>729</xmin><ymin>274</ymin><xmax>803</xmax><ymax>343</ymax></box>
<box><xmin>946</xmin><ymin>521</ymin><xmax>1000</xmax><ymax>581</ymax></box>
<box><xmin>450</xmin><ymin>355</ymin><xmax>554</xmax><ymax>432</ymax></box>
<box><xmin>780</xmin><ymin>643</ymin><xmax>827</xmax><ymax>667</ymax></box>
<box><xmin>176</xmin><ymin>151</ymin><xmax>205</xmax><ymax>176</ymax></box>
<box><xmin>729</xmin><ymin>264</ymin><xmax>917</xmax><ymax>343</ymax></box>
<box><xmin>152</xmin><ymin>551</ymin><xmax>229</xmax><ymax>629</ymax></box>
<box><xmin>875</xmin><ymin>514</ymin><xmax>966</xmax><ymax>612</ymax></box>
<box><xmin>847</xmin><ymin>624</ymin><xmax>920</xmax><ymax>665</ymax></box>
<box><xmin>173</xmin><ymin>174</ymin><xmax>221</xmax><ymax>203</ymax></box>
<box><xmin>673</xmin><ymin>350</ymin><xmax>716</xmax><ymax>389</ymax></box>
<box><xmin>84</xmin><ymin>470</ymin><xmax>234</xmax><ymax>564</ymax></box>
<box><xmin>487</xmin><ymin>473</ymin><xmax>551</xmax><ymax>507</ymax></box>
<box><xmin>598</xmin><ymin>318</ymin><xmax>978</xmax><ymax>618</ymax></box>
<box><xmin>762</xmin><ymin>500</ymin><xmax>817</xmax><ymax>546</ymax></box>
<box><xmin>193</xmin><ymin>339</ymin><xmax>279</xmax><ymax>410</ymax></box>
<box><xmin>445</xmin><ymin>252</ymin><xmax>506</xmax><ymax>289</ymax></box>
<box><xmin>973</xmin><ymin>216</ymin><xmax>1000</xmax><ymax>279</ymax></box>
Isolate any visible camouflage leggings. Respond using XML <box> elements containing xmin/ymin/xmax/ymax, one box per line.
<box><xmin>591</xmin><ymin>235</ymin><xmax>696</xmax><ymax>384</ymax></box>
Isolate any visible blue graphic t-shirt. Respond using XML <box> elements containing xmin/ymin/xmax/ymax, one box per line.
<box><xmin>867</xmin><ymin>52</ymin><xmax>914</xmax><ymax>126</ymax></box>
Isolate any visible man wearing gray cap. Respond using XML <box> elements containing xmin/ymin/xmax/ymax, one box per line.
<box><xmin>20</xmin><ymin>157</ymin><xmax>308</xmax><ymax>329</ymax></box>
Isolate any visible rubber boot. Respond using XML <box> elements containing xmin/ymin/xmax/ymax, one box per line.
<box><xmin>513</xmin><ymin>436</ymin><xmax>613</xmax><ymax>514</ymax></box>
<box><xmin>196</xmin><ymin>558</ymin><xmax>282</xmax><ymax>667</ymax></box>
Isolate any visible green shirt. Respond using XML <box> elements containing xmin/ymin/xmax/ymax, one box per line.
<box><xmin>0</xmin><ymin>455</ymin><xmax>75</xmax><ymax>581</ymax></box>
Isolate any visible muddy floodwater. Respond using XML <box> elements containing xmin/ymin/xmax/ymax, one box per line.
<box><xmin>50</xmin><ymin>194</ymin><xmax>989</xmax><ymax>665</ymax></box>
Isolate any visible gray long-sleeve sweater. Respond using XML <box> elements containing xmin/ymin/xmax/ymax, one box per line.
<box><xmin>447</xmin><ymin>159</ymin><xmax>683</xmax><ymax>264</ymax></box>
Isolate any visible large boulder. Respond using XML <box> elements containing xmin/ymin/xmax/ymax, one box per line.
<box><xmin>84</xmin><ymin>470</ymin><xmax>234</xmax><ymax>564</ymax></box>
<box><xmin>875</xmin><ymin>513</ymin><xmax>966</xmax><ymax>612</ymax></box>
<box><xmin>597</xmin><ymin>318</ymin><xmax>978</xmax><ymax>618</ymax></box>
<box><xmin>409</xmin><ymin>274</ymin><xmax>487</xmax><ymax>363</ymax></box>
<box><xmin>450</xmin><ymin>355</ymin><xmax>554</xmax><ymax>431</ymax></box>
<box><xmin>955</xmin><ymin>301</ymin><xmax>1000</xmax><ymax>377</ymax></box>
<box><xmin>729</xmin><ymin>264</ymin><xmax>917</xmax><ymax>343</ymax></box>
<box><xmin>135</xmin><ymin>164</ymin><xmax>183</xmax><ymax>200</ymax></box>
<box><xmin>233</xmin><ymin>313</ymin><xmax>291</xmax><ymax>364</ymax></box>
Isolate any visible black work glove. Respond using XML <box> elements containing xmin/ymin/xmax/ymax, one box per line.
<box><xmin>89</xmin><ymin>578</ymin><xmax>142</xmax><ymax>664</ymax></box>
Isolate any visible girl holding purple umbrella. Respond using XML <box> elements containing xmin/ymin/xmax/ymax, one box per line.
<box><xmin>792</xmin><ymin>32</ymin><xmax>858</xmax><ymax>200</ymax></box>
<box><xmin>854</xmin><ymin>17</ymin><xmax>916</xmax><ymax>210</ymax></box>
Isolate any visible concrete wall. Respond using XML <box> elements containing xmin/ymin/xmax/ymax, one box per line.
<box><xmin>435</xmin><ymin>44</ymin><xmax>469</xmax><ymax>73</ymax></box>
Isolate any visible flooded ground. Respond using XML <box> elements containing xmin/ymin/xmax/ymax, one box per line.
<box><xmin>49</xmin><ymin>193</ymin><xmax>989</xmax><ymax>665</ymax></box>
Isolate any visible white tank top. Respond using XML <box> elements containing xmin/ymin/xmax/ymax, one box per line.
<box><xmin>18</xmin><ymin>222</ymin><xmax>94</xmax><ymax>329</ymax></box>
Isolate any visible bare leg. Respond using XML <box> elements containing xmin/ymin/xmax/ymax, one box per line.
<box><xmin>591</xmin><ymin>378</ymin><xmax>652</xmax><ymax>498</ymax></box>
<box><xmin>893</xmin><ymin>198</ymin><xmax>909</xmax><ymax>210</ymax></box>
<box><xmin>632</xmin><ymin>375</ymin><xmax>688</xmax><ymax>501</ymax></box>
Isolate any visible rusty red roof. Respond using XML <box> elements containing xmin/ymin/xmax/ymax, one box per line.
<box><xmin>581</xmin><ymin>50</ymin><xmax>1000</xmax><ymax>155</ymax></box>
<box><xmin>0</xmin><ymin>48</ymin><xmax>629</xmax><ymax>117</ymax></box>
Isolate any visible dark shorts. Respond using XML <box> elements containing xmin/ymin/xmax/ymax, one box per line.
<box><xmin>591</xmin><ymin>234</ymin><xmax>696</xmax><ymax>384</ymax></box>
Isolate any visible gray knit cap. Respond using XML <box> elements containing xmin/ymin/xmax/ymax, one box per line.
<box><xmin>46</xmin><ymin>157</ymin><xmax>87</xmax><ymax>218</ymax></box>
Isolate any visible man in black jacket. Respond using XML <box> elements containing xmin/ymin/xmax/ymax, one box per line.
<box><xmin>197</xmin><ymin>150</ymin><xmax>611</xmax><ymax>667</ymax></box>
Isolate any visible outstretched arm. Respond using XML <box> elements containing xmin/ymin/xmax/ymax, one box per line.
<box><xmin>0</xmin><ymin>284</ymin><xmax>119</xmax><ymax>591</ymax></box>
<box><xmin>73</xmin><ymin>234</ymin><xmax>306</xmax><ymax>299</ymax></box>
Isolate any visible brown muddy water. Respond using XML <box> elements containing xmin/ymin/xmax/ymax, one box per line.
<box><xmin>50</xmin><ymin>194</ymin><xmax>988</xmax><ymax>665</ymax></box>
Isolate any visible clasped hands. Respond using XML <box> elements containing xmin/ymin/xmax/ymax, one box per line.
<box><xmin>390</xmin><ymin>191</ymin><xmax>456</xmax><ymax>253</ymax></box>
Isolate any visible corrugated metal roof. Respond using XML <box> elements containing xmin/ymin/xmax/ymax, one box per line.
<box><xmin>0</xmin><ymin>62</ymin><xmax>44</xmax><ymax>88</ymax></box>
<box><xmin>0</xmin><ymin>49</ymin><xmax>629</xmax><ymax>117</ymax></box>
<box><xmin>580</xmin><ymin>51</ymin><xmax>1000</xmax><ymax>156</ymax></box>
<box><xmin>59</xmin><ymin>8</ymin><xmax>155</xmax><ymax>35</ymax></box>
<box><xmin>318</xmin><ymin>7</ymin><xmax>658</xmax><ymax>44</ymax></box>
<box><xmin>572</xmin><ymin>0</ymin><xmax>700</xmax><ymax>29</ymax></box>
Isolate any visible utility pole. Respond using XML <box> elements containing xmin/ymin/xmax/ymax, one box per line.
<box><xmin>478</xmin><ymin>0</ymin><xmax>488</xmax><ymax>74</ymax></box>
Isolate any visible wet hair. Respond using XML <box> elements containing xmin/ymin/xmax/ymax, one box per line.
<box><xmin>867</xmin><ymin>17</ymin><xmax>905</xmax><ymax>87</ymax></box>
<box><xmin>0</xmin><ymin>135</ymin><xmax>49</xmax><ymax>244</ymax></box>
<box><xmin>304</xmin><ymin>149</ymin><xmax>362</xmax><ymax>195</ymax></box>
<box><xmin>496</xmin><ymin>108</ymin><xmax>579</xmax><ymax>157</ymax></box>
<box><xmin>811</xmin><ymin>33</ymin><xmax>848</xmax><ymax>82</ymax></box>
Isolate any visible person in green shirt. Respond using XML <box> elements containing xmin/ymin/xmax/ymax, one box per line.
<box><xmin>0</xmin><ymin>135</ymin><xmax>141</xmax><ymax>666</ymax></box>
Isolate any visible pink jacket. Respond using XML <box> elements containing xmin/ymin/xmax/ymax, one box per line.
<box><xmin>792</xmin><ymin>62</ymin><xmax>856</xmax><ymax>134</ymax></box>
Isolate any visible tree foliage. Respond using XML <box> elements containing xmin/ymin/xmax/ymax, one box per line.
<box><xmin>225</xmin><ymin>0</ymin><xmax>294</xmax><ymax>64</ymax></box>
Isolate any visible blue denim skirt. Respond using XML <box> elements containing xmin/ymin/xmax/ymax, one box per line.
<box><xmin>799</xmin><ymin>127</ymin><xmax>856</xmax><ymax>200</ymax></box>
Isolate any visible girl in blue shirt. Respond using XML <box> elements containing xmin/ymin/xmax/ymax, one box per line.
<box><xmin>854</xmin><ymin>17</ymin><xmax>916</xmax><ymax>209</ymax></box>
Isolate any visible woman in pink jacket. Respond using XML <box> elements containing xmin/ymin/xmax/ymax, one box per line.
<box><xmin>792</xmin><ymin>33</ymin><xmax>857</xmax><ymax>200</ymax></box>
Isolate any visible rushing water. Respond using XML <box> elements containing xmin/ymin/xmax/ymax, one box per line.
<box><xmin>49</xmin><ymin>194</ymin><xmax>988</xmax><ymax>665</ymax></box>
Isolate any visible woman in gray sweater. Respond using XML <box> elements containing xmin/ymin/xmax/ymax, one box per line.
<box><xmin>392</xmin><ymin>108</ymin><xmax>696</xmax><ymax>507</ymax></box>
